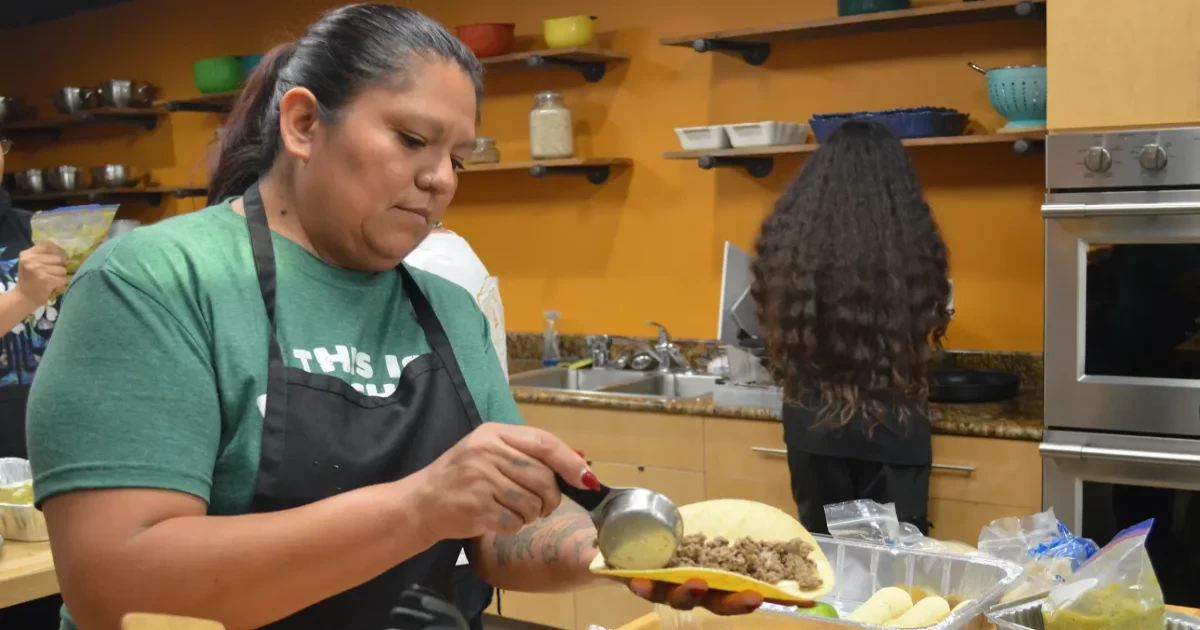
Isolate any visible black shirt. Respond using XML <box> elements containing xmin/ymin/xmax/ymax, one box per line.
<box><xmin>782</xmin><ymin>393</ymin><xmax>932</xmax><ymax>466</ymax></box>
<box><xmin>0</xmin><ymin>190</ymin><xmax>60</xmax><ymax>458</ymax></box>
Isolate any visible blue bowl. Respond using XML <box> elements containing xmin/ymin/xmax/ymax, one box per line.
<box><xmin>239</xmin><ymin>54</ymin><xmax>265</xmax><ymax>76</ymax></box>
<box><xmin>810</xmin><ymin>106</ymin><xmax>968</xmax><ymax>142</ymax></box>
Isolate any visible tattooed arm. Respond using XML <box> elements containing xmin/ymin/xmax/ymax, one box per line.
<box><xmin>469</xmin><ymin>499</ymin><xmax>605</xmax><ymax>592</ymax></box>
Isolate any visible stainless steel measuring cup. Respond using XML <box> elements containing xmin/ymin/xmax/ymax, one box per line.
<box><xmin>557</xmin><ymin>475</ymin><xmax>683</xmax><ymax>571</ymax></box>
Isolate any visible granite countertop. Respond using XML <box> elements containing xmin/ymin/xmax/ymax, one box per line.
<box><xmin>508</xmin><ymin>362</ymin><xmax>1043</xmax><ymax>442</ymax></box>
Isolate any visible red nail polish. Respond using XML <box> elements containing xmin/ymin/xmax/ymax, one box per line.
<box><xmin>581</xmin><ymin>470</ymin><xmax>601</xmax><ymax>491</ymax></box>
<box><xmin>689</xmin><ymin>587</ymin><xmax>706</xmax><ymax>597</ymax></box>
<box><xmin>574</xmin><ymin>449</ymin><xmax>586</xmax><ymax>458</ymax></box>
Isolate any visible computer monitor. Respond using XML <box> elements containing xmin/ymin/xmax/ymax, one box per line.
<box><xmin>717</xmin><ymin>241</ymin><xmax>760</xmax><ymax>346</ymax></box>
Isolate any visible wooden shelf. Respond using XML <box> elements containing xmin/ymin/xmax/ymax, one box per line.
<box><xmin>480</xmin><ymin>48</ymin><xmax>628</xmax><ymax>82</ymax></box>
<box><xmin>4</xmin><ymin>107</ymin><xmax>165</xmax><ymax>139</ymax></box>
<box><xmin>158</xmin><ymin>91</ymin><xmax>240</xmax><ymax>114</ymax></box>
<box><xmin>660</xmin><ymin>0</ymin><xmax>1044</xmax><ymax>65</ymax></box>
<box><xmin>12</xmin><ymin>186</ymin><xmax>207</xmax><ymax>206</ymax></box>
<box><xmin>461</xmin><ymin>158</ymin><xmax>631</xmax><ymax>184</ymax></box>
<box><xmin>664</xmin><ymin>130</ymin><xmax>1046</xmax><ymax>177</ymax></box>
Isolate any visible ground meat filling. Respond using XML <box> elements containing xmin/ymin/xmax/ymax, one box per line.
<box><xmin>666</xmin><ymin>534</ymin><xmax>823</xmax><ymax>591</ymax></box>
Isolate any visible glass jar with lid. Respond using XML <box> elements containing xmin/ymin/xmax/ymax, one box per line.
<box><xmin>467</xmin><ymin>136</ymin><xmax>500</xmax><ymax>164</ymax></box>
<box><xmin>529</xmin><ymin>90</ymin><xmax>574</xmax><ymax>160</ymax></box>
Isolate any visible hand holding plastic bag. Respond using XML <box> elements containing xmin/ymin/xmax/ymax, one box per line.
<box><xmin>1042</xmin><ymin>519</ymin><xmax>1163</xmax><ymax>630</ymax></box>
<box><xmin>29</xmin><ymin>204</ymin><xmax>118</xmax><ymax>297</ymax></box>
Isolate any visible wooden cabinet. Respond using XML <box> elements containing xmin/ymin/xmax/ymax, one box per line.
<box><xmin>928</xmin><ymin>435</ymin><xmax>1041</xmax><ymax>545</ymax></box>
<box><xmin>1048</xmin><ymin>0</ymin><xmax>1200</xmax><ymax>130</ymax></box>
<box><xmin>499</xmin><ymin>405</ymin><xmax>1040</xmax><ymax>629</ymax></box>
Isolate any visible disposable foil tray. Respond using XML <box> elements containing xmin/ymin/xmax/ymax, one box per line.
<box><xmin>655</xmin><ymin>534</ymin><xmax>1023</xmax><ymax>630</ymax></box>
<box><xmin>986</xmin><ymin>595</ymin><xmax>1200</xmax><ymax>630</ymax></box>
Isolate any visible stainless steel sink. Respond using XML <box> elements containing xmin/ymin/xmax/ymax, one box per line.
<box><xmin>603</xmin><ymin>373</ymin><xmax>722</xmax><ymax>399</ymax></box>
<box><xmin>509</xmin><ymin>367</ymin><xmax>648</xmax><ymax>391</ymax></box>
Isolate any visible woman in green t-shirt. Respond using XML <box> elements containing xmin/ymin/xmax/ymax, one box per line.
<box><xmin>24</xmin><ymin>5</ymin><xmax>763</xmax><ymax>629</ymax></box>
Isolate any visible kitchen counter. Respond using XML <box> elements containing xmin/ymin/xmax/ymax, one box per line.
<box><xmin>510</xmin><ymin>375</ymin><xmax>1044</xmax><ymax>442</ymax></box>
<box><xmin>0</xmin><ymin>540</ymin><xmax>57</xmax><ymax>609</ymax></box>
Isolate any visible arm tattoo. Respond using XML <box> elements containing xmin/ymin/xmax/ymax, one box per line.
<box><xmin>492</xmin><ymin>500</ymin><xmax>597</xmax><ymax>569</ymax></box>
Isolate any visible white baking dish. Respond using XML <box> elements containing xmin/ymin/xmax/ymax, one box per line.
<box><xmin>723</xmin><ymin>121</ymin><xmax>810</xmax><ymax>148</ymax></box>
<box><xmin>0</xmin><ymin>458</ymin><xmax>49</xmax><ymax>541</ymax></box>
<box><xmin>674</xmin><ymin>125</ymin><xmax>731</xmax><ymax>151</ymax></box>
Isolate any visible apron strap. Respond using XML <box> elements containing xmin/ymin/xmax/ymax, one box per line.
<box><xmin>399</xmin><ymin>266</ymin><xmax>486</xmax><ymax>429</ymax></box>
<box><xmin>241</xmin><ymin>182</ymin><xmax>290</xmax><ymax>491</ymax></box>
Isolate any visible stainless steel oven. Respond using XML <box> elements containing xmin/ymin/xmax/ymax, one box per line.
<box><xmin>1042</xmin><ymin>127</ymin><xmax>1200</xmax><ymax>606</ymax></box>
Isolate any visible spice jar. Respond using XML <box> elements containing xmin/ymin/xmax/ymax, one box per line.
<box><xmin>529</xmin><ymin>90</ymin><xmax>574</xmax><ymax>160</ymax></box>
<box><xmin>467</xmin><ymin>136</ymin><xmax>500</xmax><ymax>164</ymax></box>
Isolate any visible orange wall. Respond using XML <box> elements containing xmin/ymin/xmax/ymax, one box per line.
<box><xmin>0</xmin><ymin>0</ymin><xmax>1046</xmax><ymax>351</ymax></box>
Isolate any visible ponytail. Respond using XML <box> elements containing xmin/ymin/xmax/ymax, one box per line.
<box><xmin>207</xmin><ymin>43</ymin><xmax>297</xmax><ymax>205</ymax></box>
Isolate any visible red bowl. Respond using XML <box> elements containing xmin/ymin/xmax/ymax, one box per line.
<box><xmin>456</xmin><ymin>23</ymin><xmax>516</xmax><ymax>58</ymax></box>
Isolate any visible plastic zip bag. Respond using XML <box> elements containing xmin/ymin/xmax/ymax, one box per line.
<box><xmin>824</xmin><ymin>499</ymin><xmax>977</xmax><ymax>554</ymax></box>
<box><xmin>1042</xmin><ymin>519</ymin><xmax>1163</xmax><ymax>630</ymax></box>
<box><xmin>29</xmin><ymin>204</ymin><xmax>119</xmax><ymax>296</ymax></box>
<box><xmin>977</xmin><ymin>508</ymin><xmax>1099</xmax><ymax>603</ymax></box>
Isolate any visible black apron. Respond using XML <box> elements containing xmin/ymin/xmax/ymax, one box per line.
<box><xmin>241</xmin><ymin>183</ymin><xmax>486</xmax><ymax>629</ymax></box>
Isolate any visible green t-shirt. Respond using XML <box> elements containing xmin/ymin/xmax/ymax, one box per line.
<box><xmin>26</xmin><ymin>201</ymin><xmax>521</xmax><ymax>516</ymax></box>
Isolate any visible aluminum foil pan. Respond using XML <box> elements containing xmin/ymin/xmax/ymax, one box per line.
<box><xmin>987</xmin><ymin>595</ymin><xmax>1200</xmax><ymax>630</ymax></box>
<box><xmin>0</xmin><ymin>458</ymin><xmax>49</xmax><ymax>541</ymax></box>
<box><xmin>654</xmin><ymin>534</ymin><xmax>1023</xmax><ymax>630</ymax></box>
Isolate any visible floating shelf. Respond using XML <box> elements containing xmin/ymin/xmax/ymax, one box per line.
<box><xmin>12</xmin><ymin>187</ymin><xmax>207</xmax><ymax>206</ymax></box>
<box><xmin>3</xmin><ymin>108</ymin><xmax>165</xmax><ymax>140</ymax></box>
<box><xmin>158</xmin><ymin>91</ymin><xmax>240</xmax><ymax>114</ymax></box>
<box><xmin>481</xmin><ymin>48</ymin><xmax>628</xmax><ymax>83</ymax></box>
<box><xmin>664</xmin><ymin>130</ymin><xmax>1047</xmax><ymax>177</ymax></box>
<box><xmin>461</xmin><ymin>158</ymin><xmax>631</xmax><ymax>185</ymax></box>
<box><xmin>661</xmin><ymin>0</ymin><xmax>1045</xmax><ymax>66</ymax></box>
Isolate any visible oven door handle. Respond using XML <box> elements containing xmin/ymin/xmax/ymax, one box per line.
<box><xmin>1040</xmin><ymin>442</ymin><xmax>1200</xmax><ymax>467</ymax></box>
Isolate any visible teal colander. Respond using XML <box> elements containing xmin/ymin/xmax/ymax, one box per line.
<box><xmin>969</xmin><ymin>62</ymin><xmax>1047</xmax><ymax>131</ymax></box>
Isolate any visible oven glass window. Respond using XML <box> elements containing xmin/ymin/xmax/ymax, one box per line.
<box><xmin>1082</xmin><ymin>481</ymin><xmax>1200</xmax><ymax>606</ymax></box>
<box><xmin>1085</xmin><ymin>243</ymin><xmax>1200</xmax><ymax>378</ymax></box>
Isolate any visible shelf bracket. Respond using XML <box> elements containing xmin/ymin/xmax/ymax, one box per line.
<box><xmin>1012</xmin><ymin>138</ymin><xmax>1045</xmax><ymax>155</ymax></box>
<box><xmin>692</xmin><ymin>39</ymin><xmax>770</xmax><ymax>66</ymax></box>
<box><xmin>529</xmin><ymin>164</ymin><xmax>612</xmax><ymax>185</ymax></box>
<box><xmin>164</xmin><ymin>101</ymin><xmax>232</xmax><ymax>114</ymax></box>
<box><xmin>698</xmin><ymin>155</ymin><xmax>774</xmax><ymax>178</ymax></box>
<box><xmin>525</xmin><ymin>55</ymin><xmax>608</xmax><ymax>83</ymax></box>
<box><xmin>84</xmin><ymin>112</ymin><xmax>160</xmax><ymax>131</ymax></box>
<box><xmin>91</xmin><ymin>190</ymin><xmax>166</xmax><ymax>205</ymax></box>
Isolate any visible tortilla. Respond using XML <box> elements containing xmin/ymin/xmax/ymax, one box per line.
<box><xmin>589</xmin><ymin>498</ymin><xmax>835</xmax><ymax>602</ymax></box>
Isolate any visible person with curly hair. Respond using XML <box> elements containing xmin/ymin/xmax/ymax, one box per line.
<box><xmin>751</xmin><ymin>120</ymin><xmax>952</xmax><ymax>536</ymax></box>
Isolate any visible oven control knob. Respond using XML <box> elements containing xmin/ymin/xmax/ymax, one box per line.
<box><xmin>1139</xmin><ymin>144</ymin><xmax>1168</xmax><ymax>171</ymax></box>
<box><xmin>1084</xmin><ymin>146</ymin><xmax>1112</xmax><ymax>173</ymax></box>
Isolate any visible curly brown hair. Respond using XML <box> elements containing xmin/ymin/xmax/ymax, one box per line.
<box><xmin>751</xmin><ymin>121</ymin><xmax>951</xmax><ymax>430</ymax></box>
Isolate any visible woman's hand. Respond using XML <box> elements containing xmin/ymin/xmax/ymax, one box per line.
<box><xmin>412</xmin><ymin>422</ymin><xmax>592</xmax><ymax>541</ymax></box>
<box><xmin>628</xmin><ymin>578</ymin><xmax>766</xmax><ymax>615</ymax></box>
<box><xmin>15</xmin><ymin>242</ymin><xmax>68</xmax><ymax>305</ymax></box>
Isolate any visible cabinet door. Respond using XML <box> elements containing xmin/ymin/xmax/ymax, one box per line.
<box><xmin>702</xmin><ymin>418</ymin><xmax>796</xmax><ymax>517</ymax></box>
<box><xmin>928</xmin><ymin>498</ymin><xmax>1037</xmax><ymax>546</ymax></box>
<box><xmin>574</xmin><ymin>583</ymin><xmax>654</xmax><ymax>630</ymax></box>
<box><xmin>930</xmin><ymin>436</ymin><xmax>1041</xmax><ymax>508</ymax></box>
<box><xmin>499</xmin><ymin>590</ymin><xmax>575</xmax><ymax>629</ymax></box>
<box><xmin>519</xmin><ymin>403</ymin><xmax>705</xmax><ymax>471</ymax></box>
<box><xmin>588</xmin><ymin>461</ymin><xmax>706</xmax><ymax>507</ymax></box>
<box><xmin>1049</xmin><ymin>0</ymin><xmax>1200</xmax><ymax>130</ymax></box>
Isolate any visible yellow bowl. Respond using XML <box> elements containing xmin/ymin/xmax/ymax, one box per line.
<box><xmin>543</xmin><ymin>15</ymin><xmax>595</xmax><ymax>49</ymax></box>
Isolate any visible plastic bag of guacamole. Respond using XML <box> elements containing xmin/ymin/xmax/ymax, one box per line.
<box><xmin>30</xmin><ymin>204</ymin><xmax>119</xmax><ymax>296</ymax></box>
<box><xmin>1042</xmin><ymin>520</ymin><xmax>1163</xmax><ymax>630</ymax></box>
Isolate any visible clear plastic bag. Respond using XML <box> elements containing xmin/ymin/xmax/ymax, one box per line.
<box><xmin>30</xmin><ymin>204</ymin><xmax>119</xmax><ymax>275</ymax></box>
<box><xmin>977</xmin><ymin>508</ymin><xmax>1098</xmax><ymax>603</ymax></box>
<box><xmin>1042</xmin><ymin>519</ymin><xmax>1163</xmax><ymax>630</ymax></box>
<box><xmin>824</xmin><ymin>499</ymin><xmax>977</xmax><ymax>554</ymax></box>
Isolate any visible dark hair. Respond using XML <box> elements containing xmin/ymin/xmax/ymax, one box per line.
<box><xmin>208</xmin><ymin>4</ymin><xmax>483</xmax><ymax>204</ymax></box>
<box><xmin>751</xmin><ymin>121</ymin><xmax>951</xmax><ymax>430</ymax></box>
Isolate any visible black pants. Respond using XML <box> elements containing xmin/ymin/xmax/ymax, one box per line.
<box><xmin>787</xmin><ymin>450</ymin><xmax>931</xmax><ymax>536</ymax></box>
<box><xmin>451</xmin><ymin>565</ymin><xmax>494</xmax><ymax>630</ymax></box>
<box><xmin>0</xmin><ymin>595</ymin><xmax>63</xmax><ymax>629</ymax></box>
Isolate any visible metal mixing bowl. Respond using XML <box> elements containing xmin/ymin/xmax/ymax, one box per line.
<box><xmin>14</xmin><ymin>169</ymin><xmax>45</xmax><ymax>194</ymax></box>
<box><xmin>98</xmin><ymin>80</ymin><xmax>157</xmax><ymax>108</ymax></box>
<box><xmin>0</xmin><ymin>96</ymin><xmax>26</xmax><ymax>124</ymax></box>
<box><xmin>44</xmin><ymin>166</ymin><xmax>85</xmax><ymax>192</ymax></box>
<box><xmin>52</xmin><ymin>87</ymin><xmax>98</xmax><ymax>114</ymax></box>
<box><xmin>90</xmin><ymin>164</ymin><xmax>139</xmax><ymax>188</ymax></box>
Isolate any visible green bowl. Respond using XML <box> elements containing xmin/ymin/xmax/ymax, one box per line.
<box><xmin>193</xmin><ymin>56</ymin><xmax>244</xmax><ymax>94</ymax></box>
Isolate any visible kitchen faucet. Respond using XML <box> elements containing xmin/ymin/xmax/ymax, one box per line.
<box><xmin>586</xmin><ymin>322</ymin><xmax>694</xmax><ymax>373</ymax></box>
<box><xmin>647</xmin><ymin>320</ymin><xmax>693</xmax><ymax>373</ymax></box>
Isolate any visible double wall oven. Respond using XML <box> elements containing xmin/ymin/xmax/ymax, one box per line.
<box><xmin>1042</xmin><ymin>127</ymin><xmax>1200</xmax><ymax>606</ymax></box>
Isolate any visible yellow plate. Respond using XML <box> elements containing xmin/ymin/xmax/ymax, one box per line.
<box><xmin>589</xmin><ymin>498</ymin><xmax>835</xmax><ymax>602</ymax></box>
